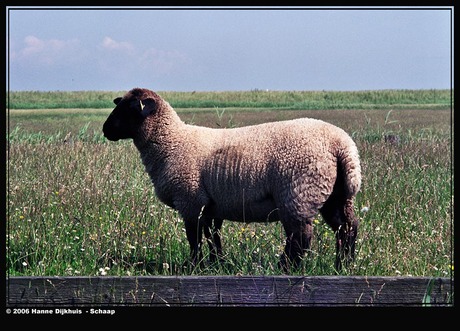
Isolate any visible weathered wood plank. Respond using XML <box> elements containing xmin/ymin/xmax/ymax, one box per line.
<box><xmin>6</xmin><ymin>276</ymin><xmax>453</xmax><ymax>307</ymax></box>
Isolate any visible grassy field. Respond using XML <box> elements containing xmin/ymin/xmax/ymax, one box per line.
<box><xmin>6</xmin><ymin>90</ymin><xmax>453</xmax><ymax>278</ymax></box>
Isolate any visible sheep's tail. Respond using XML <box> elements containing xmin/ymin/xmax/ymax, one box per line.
<box><xmin>337</xmin><ymin>137</ymin><xmax>362</xmax><ymax>199</ymax></box>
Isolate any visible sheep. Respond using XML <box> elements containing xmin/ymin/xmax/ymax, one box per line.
<box><xmin>102</xmin><ymin>87</ymin><xmax>362</xmax><ymax>272</ymax></box>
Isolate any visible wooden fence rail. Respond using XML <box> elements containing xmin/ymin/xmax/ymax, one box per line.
<box><xmin>6</xmin><ymin>276</ymin><xmax>454</xmax><ymax>307</ymax></box>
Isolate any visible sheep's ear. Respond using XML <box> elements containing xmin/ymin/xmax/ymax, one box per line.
<box><xmin>113</xmin><ymin>97</ymin><xmax>122</xmax><ymax>105</ymax></box>
<box><xmin>139</xmin><ymin>98</ymin><xmax>156</xmax><ymax>118</ymax></box>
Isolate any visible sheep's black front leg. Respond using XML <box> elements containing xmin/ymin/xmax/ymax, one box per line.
<box><xmin>212</xmin><ymin>218</ymin><xmax>223</xmax><ymax>259</ymax></box>
<box><xmin>203</xmin><ymin>218</ymin><xmax>224</xmax><ymax>263</ymax></box>
<box><xmin>184</xmin><ymin>219</ymin><xmax>203</xmax><ymax>268</ymax></box>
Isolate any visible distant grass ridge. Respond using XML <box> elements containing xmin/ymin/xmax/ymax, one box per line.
<box><xmin>7</xmin><ymin>89</ymin><xmax>453</xmax><ymax>110</ymax></box>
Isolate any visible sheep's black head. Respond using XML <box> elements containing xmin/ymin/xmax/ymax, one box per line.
<box><xmin>102</xmin><ymin>88</ymin><xmax>157</xmax><ymax>141</ymax></box>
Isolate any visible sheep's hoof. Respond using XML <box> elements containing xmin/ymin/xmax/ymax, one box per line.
<box><xmin>182</xmin><ymin>256</ymin><xmax>205</xmax><ymax>272</ymax></box>
<box><xmin>209</xmin><ymin>254</ymin><xmax>225</xmax><ymax>265</ymax></box>
<box><xmin>278</xmin><ymin>254</ymin><xmax>293</xmax><ymax>274</ymax></box>
<box><xmin>335</xmin><ymin>251</ymin><xmax>355</xmax><ymax>272</ymax></box>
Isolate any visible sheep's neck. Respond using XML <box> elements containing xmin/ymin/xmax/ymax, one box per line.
<box><xmin>134</xmin><ymin>111</ymin><xmax>186</xmax><ymax>185</ymax></box>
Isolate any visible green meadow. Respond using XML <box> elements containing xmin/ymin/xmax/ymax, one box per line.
<box><xmin>6</xmin><ymin>89</ymin><xmax>453</xmax><ymax>278</ymax></box>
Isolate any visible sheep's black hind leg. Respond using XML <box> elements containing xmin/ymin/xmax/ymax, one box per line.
<box><xmin>336</xmin><ymin>199</ymin><xmax>359</xmax><ymax>270</ymax></box>
<box><xmin>320</xmin><ymin>197</ymin><xmax>359</xmax><ymax>271</ymax></box>
<box><xmin>279</xmin><ymin>219</ymin><xmax>313</xmax><ymax>273</ymax></box>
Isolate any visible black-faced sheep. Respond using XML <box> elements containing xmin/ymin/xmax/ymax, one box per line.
<box><xmin>102</xmin><ymin>88</ymin><xmax>362</xmax><ymax>272</ymax></box>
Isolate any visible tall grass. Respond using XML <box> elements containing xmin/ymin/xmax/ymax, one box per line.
<box><xmin>6</xmin><ymin>99</ymin><xmax>453</xmax><ymax>277</ymax></box>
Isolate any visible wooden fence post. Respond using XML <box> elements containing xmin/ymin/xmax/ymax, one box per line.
<box><xmin>5</xmin><ymin>276</ymin><xmax>453</xmax><ymax>307</ymax></box>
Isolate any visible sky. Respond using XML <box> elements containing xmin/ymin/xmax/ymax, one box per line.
<box><xmin>6</xmin><ymin>6</ymin><xmax>453</xmax><ymax>92</ymax></box>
